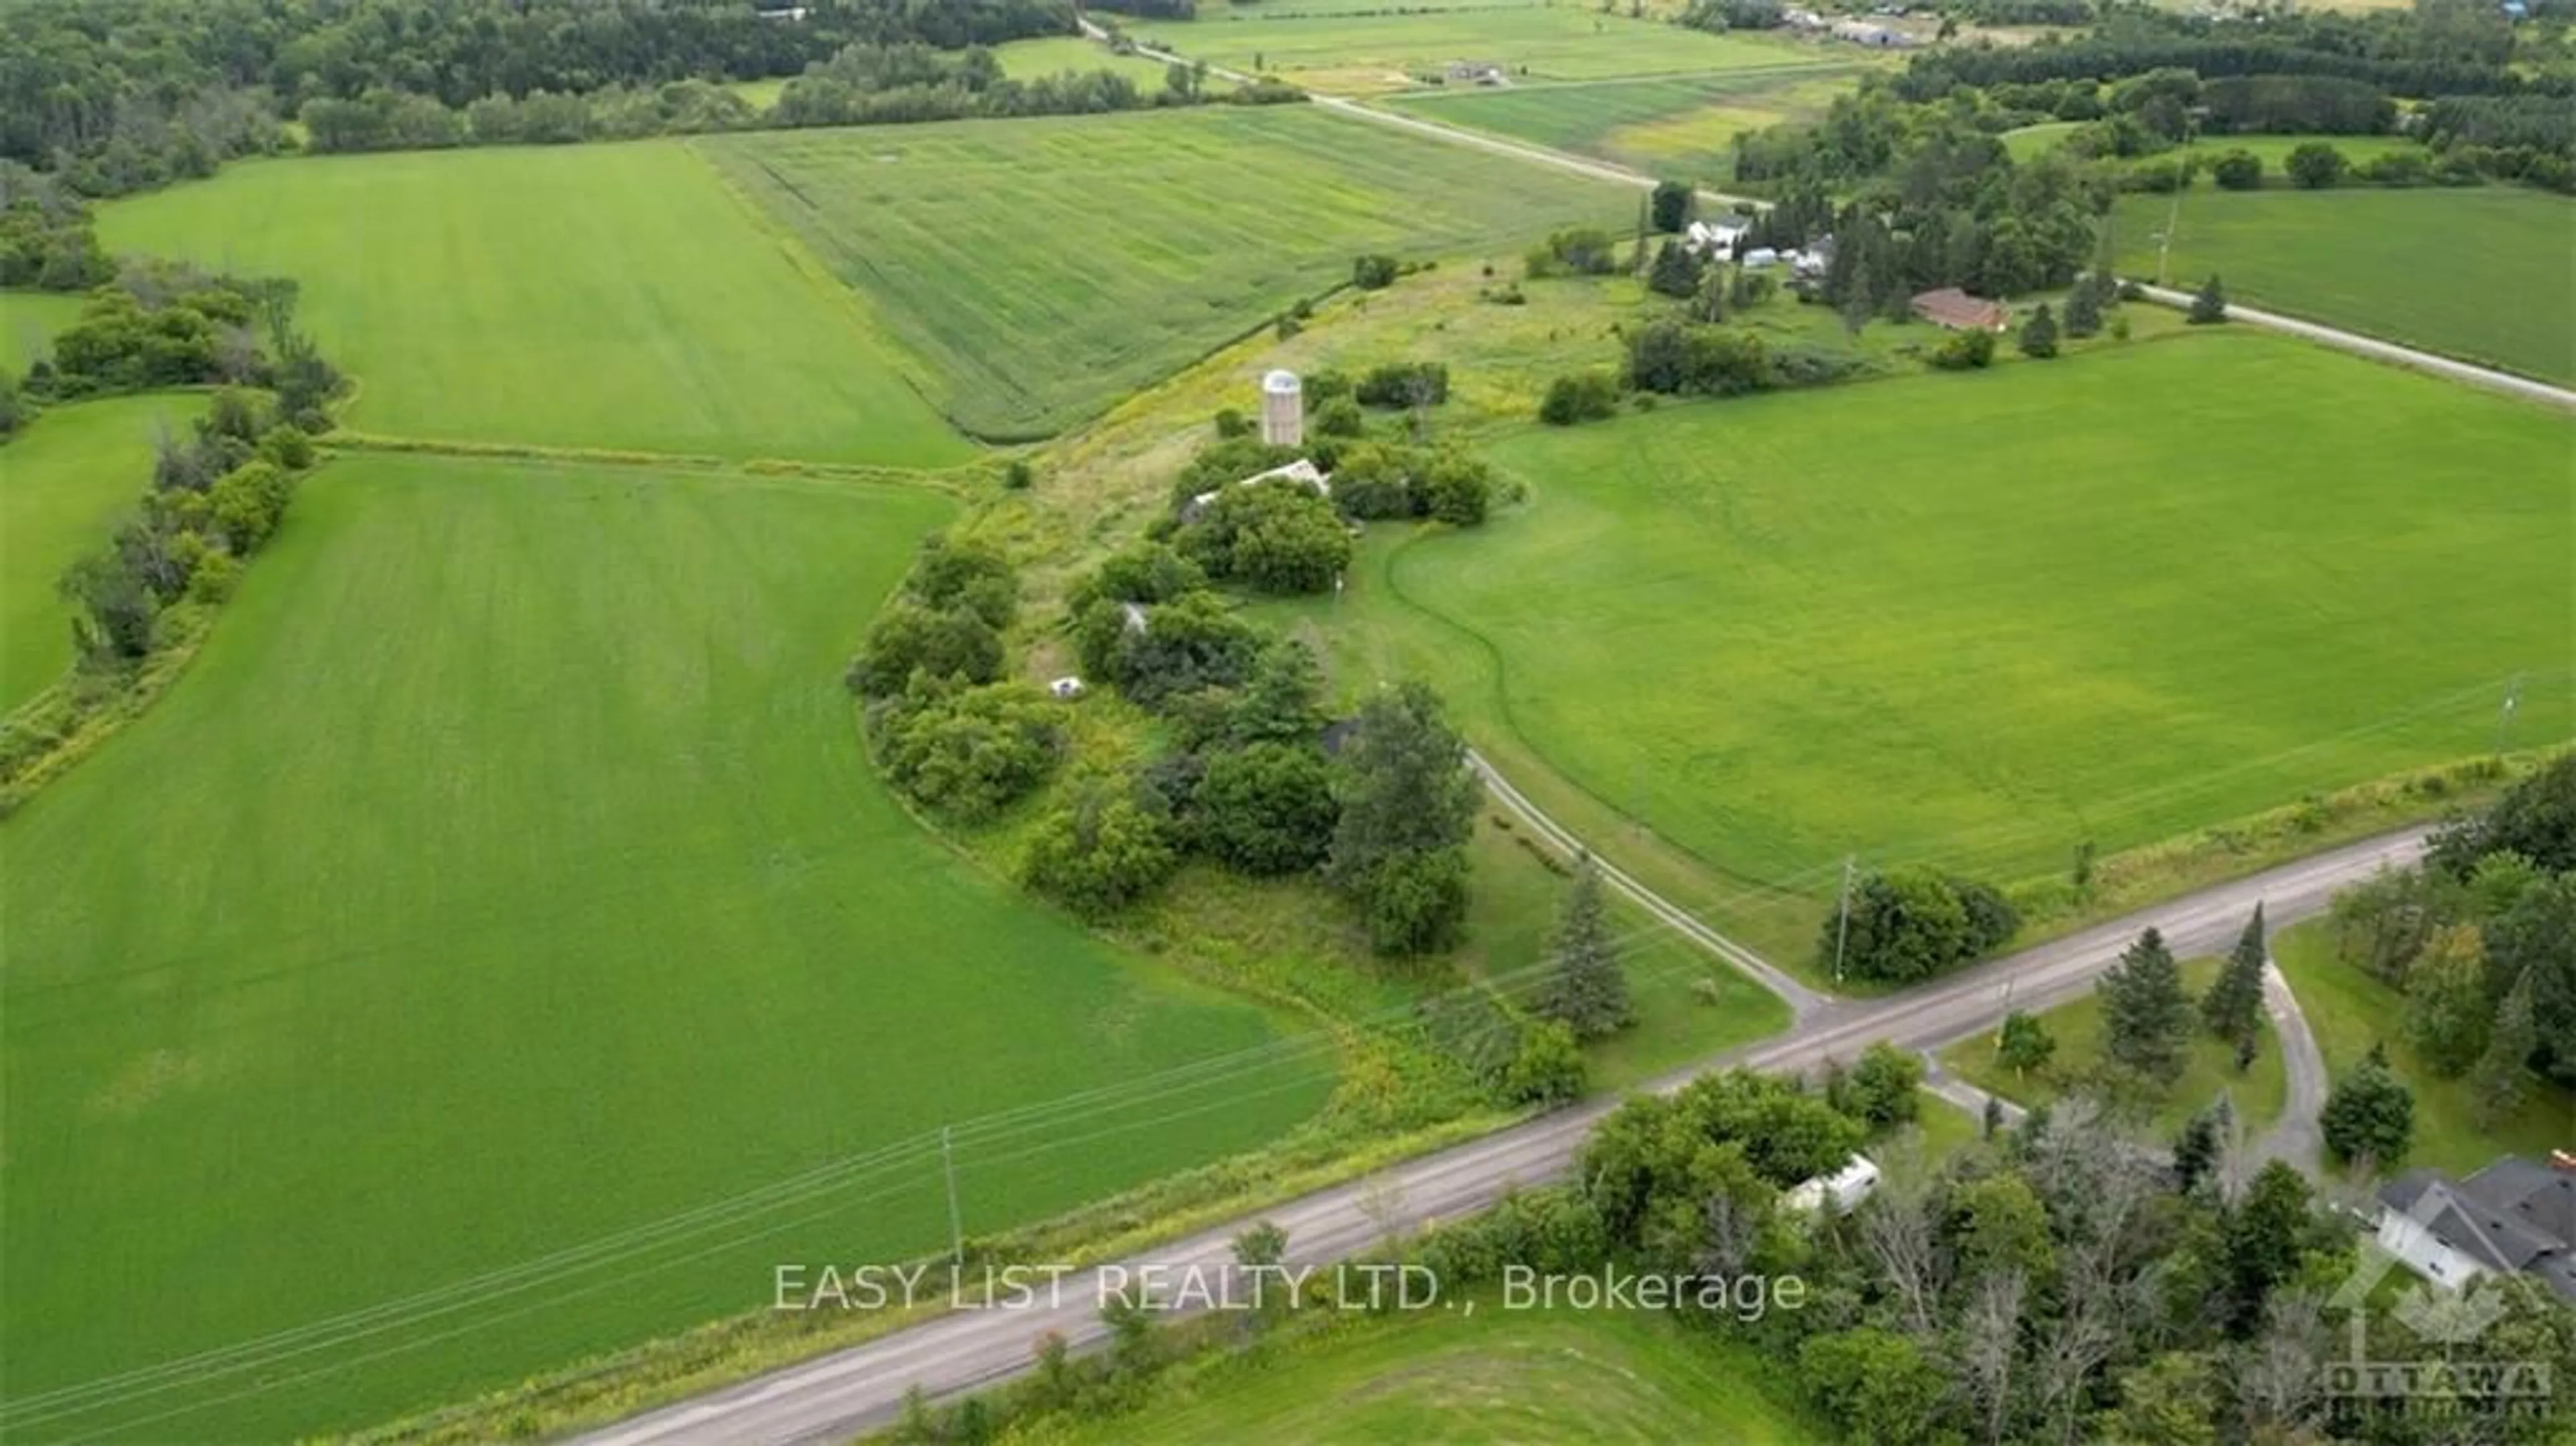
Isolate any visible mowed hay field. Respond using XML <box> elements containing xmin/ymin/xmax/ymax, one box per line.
<box><xmin>0</xmin><ymin>394</ymin><xmax>203</xmax><ymax>712</ymax></box>
<box><xmin>699</xmin><ymin>106</ymin><xmax>1629</xmax><ymax>439</ymax></box>
<box><xmin>0</xmin><ymin>455</ymin><xmax>1328</xmax><ymax>1441</ymax></box>
<box><xmin>95</xmin><ymin>144</ymin><xmax>971</xmax><ymax>466</ymax></box>
<box><xmin>1362</xmin><ymin>331</ymin><xmax>2573</xmax><ymax>899</ymax></box>
<box><xmin>1161</xmin><ymin>7</ymin><xmax>1815</xmax><ymax>90</ymax></box>
<box><xmin>1389</xmin><ymin>68</ymin><xmax>1864</xmax><ymax>183</ymax></box>
<box><xmin>2113</xmin><ymin>186</ymin><xmax>2576</xmax><ymax>384</ymax></box>
<box><xmin>1020</xmin><ymin>1302</ymin><xmax>1820</xmax><ymax>1445</ymax></box>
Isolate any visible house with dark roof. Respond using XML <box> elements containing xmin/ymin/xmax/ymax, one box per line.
<box><xmin>1910</xmin><ymin>287</ymin><xmax>2009</xmax><ymax>332</ymax></box>
<box><xmin>2375</xmin><ymin>1154</ymin><xmax>2576</xmax><ymax>1302</ymax></box>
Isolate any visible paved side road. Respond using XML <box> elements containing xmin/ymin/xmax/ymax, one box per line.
<box><xmin>2133</xmin><ymin>285</ymin><xmax>2576</xmax><ymax>411</ymax></box>
<box><xmin>578</xmin><ymin>828</ymin><xmax>2428</xmax><ymax>1446</ymax></box>
<box><xmin>1466</xmin><ymin>751</ymin><xmax>1829</xmax><ymax>1015</ymax></box>
<box><xmin>2251</xmin><ymin>959</ymin><xmax>2331</xmax><ymax>1174</ymax></box>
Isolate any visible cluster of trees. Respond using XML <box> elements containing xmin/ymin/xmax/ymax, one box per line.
<box><xmin>1523</xmin><ymin>227</ymin><xmax>1620</xmax><ymax>279</ymax></box>
<box><xmin>2046</xmin><ymin>911</ymin><xmax>2282</xmax><ymax>1125</ymax></box>
<box><xmin>848</xmin><ymin>535</ymin><xmax>1070</xmax><ymax>825</ymax></box>
<box><xmin>50</xmin><ymin>388</ymin><xmax>323</xmax><ymax>685</ymax></box>
<box><xmin>1324</xmin><ymin>441</ymin><xmax>1492</xmax><ymax>526</ymax></box>
<box><xmin>0</xmin><ymin>168</ymin><xmax>113</xmax><ymax>292</ymax></box>
<box><xmin>1519</xmin><ymin>1073</ymin><xmax>2569</xmax><ymax>1446</ymax></box>
<box><xmin>1055</xmin><ymin>540</ymin><xmax>1485</xmax><ymax>952</ymax></box>
<box><xmin>1819</xmin><ymin>867</ymin><xmax>2019</xmax><ymax>983</ymax></box>
<box><xmin>2329</xmin><ymin>755</ymin><xmax>2576</xmax><ymax>1119</ymax></box>
<box><xmin>15</xmin><ymin>264</ymin><xmax>340</xmax><ymax>443</ymax></box>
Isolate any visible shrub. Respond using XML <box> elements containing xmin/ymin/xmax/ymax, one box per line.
<box><xmin>1352</xmin><ymin>253</ymin><xmax>1400</xmax><ymax>289</ymax></box>
<box><xmin>1421</xmin><ymin>453</ymin><xmax>1493</xmax><ymax>526</ymax></box>
<box><xmin>1212</xmin><ymin>408</ymin><xmax>1252</xmax><ymax>439</ymax></box>
<box><xmin>1022</xmin><ymin>783</ymin><xmax>1179</xmax><ymax>917</ymax></box>
<box><xmin>1312</xmin><ymin>397</ymin><xmax>1365</xmax><ymax>438</ymax></box>
<box><xmin>1525</xmin><ymin>227</ymin><xmax>1618</xmax><ymax>278</ymax></box>
<box><xmin>2017</xmin><ymin>302</ymin><xmax>2061</xmax><ymax>359</ymax></box>
<box><xmin>2286</xmin><ymin>142</ymin><xmax>2349</xmax><ymax>189</ymax></box>
<box><xmin>1502</xmin><ymin>1020</ymin><xmax>1587</xmax><ymax>1107</ymax></box>
<box><xmin>1540</xmin><ymin>370</ymin><xmax>1622</xmax><ymax>425</ymax></box>
<box><xmin>1929</xmin><ymin>327</ymin><xmax>1998</xmax><ymax>370</ymax></box>
<box><xmin>1362</xmin><ymin>846</ymin><xmax>1472</xmax><ymax>955</ymax></box>
<box><xmin>847</xmin><ymin>600</ymin><xmax>1002</xmax><ymax>698</ymax></box>
<box><xmin>1822</xmin><ymin>868</ymin><xmax>2019</xmax><ymax>983</ymax></box>
<box><xmin>1197</xmin><ymin>741</ymin><xmax>1338</xmax><ymax>875</ymax></box>
<box><xmin>1002</xmin><ymin>458</ymin><xmax>1034</xmax><ymax>490</ymax></box>
<box><xmin>1625</xmin><ymin>320</ymin><xmax>1770</xmax><ymax>396</ymax></box>
<box><xmin>2210</xmin><ymin>150</ymin><xmax>2263</xmax><ymax>190</ymax></box>
<box><xmin>1354</xmin><ymin>361</ymin><xmax>1450</xmax><ymax>409</ymax></box>
<box><xmin>871</xmin><ymin>679</ymin><xmax>1063</xmax><ymax>823</ymax></box>
<box><xmin>2188</xmin><ymin>274</ymin><xmax>2228</xmax><ymax>325</ymax></box>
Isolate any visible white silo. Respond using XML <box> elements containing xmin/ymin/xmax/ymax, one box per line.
<box><xmin>1260</xmin><ymin>369</ymin><xmax>1303</xmax><ymax>447</ymax></box>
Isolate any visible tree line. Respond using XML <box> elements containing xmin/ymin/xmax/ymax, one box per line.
<box><xmin>1</xmin><ymin>0</ymin><xmax>1086</xmax><ymax>192</ymax></box>
<box><xmin>3</xmin><ymin>268</ymin><xmax>340</xmax><ymax>804</ymax></box>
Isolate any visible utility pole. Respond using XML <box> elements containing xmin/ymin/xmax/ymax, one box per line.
<box><xmin>941</xmin><ymin>1126</ymin><xmax>964</xmax><ymax>1271</ymax></box>
<box><xmin>2496</xmin><ymin>672</ymin><xmax>2525</xmax><ymax>755</ymax></box>
<box><xmin>1831</xmin><ymin>854</ymin><xmax>1855</xmax><ymax>985</ymax></box>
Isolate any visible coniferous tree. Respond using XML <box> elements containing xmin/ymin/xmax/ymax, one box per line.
<box><xmin>2102</xmin><ymin>926</ymin><xmax>2194</xmax><ymax>1083</ymax></box>
<box><xmin>2188</xmin><ymin>274</ymin><xmax>2228</xmax><ymax>325</ymax></box>
<box><xmin>2063</xmin><ymin>279</ymin><xmax>2104</xmax><ymax>338</ymax></box>
<box><xmin>1646</xmin><ymin>239</ymin><xmax>1703</xmax><ymax>299</ymax></box>
<box><xmin>2017</xmin><ymin>302</ymin><xmax>2060</xmax><ymax>359</ymax></box>
<box><xmin>1538</xmin><ymin>852</ymin><xmax>1632</xmax><ymax>1040</ymax></box>
<box><xmin>2468</xmin><ymin>966</ymin><xmax>2538</xmax><ymax>1128</ymax></box>
<box><xmin>2202</xmin><ymin>902</ymin><xmax>2267</xmax><ymax>1050</ymax></box>
<box><xmin>2320</xmin><ymin>1044</ymin><xmax>2415</xmax><ymax>1166</ymax></box>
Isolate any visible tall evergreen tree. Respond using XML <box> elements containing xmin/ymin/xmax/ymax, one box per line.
<box><xmin>2468</xmin><ymin>966</ymin><xmax>2538</xmax><ymax>1128</ymax></box>
<box><xmin>1537</xmin><ymin>852</ymin><xmax>1631</xmax><ymax>1040</ymax></box>
<box><xmin>2062</xmin><ymin>279</ymin><xmax>2104</xmax><ymax>338</ymax></box>
<box><xmin>2016</xmin><ymin>302</ymin><xmax>2059</xmax><ymax>359</ymax></box>
<box><xmin>1646</xmin><ymin>239</ymin><xmax>1703</xmax><ymax>299</ymax></box>
<box><xmin>2102</xmin><ymin>927</ymin><xmax>2193</xmax><ymax>1082</ymax></box>
<box><xmin>2202</xmin><ymin>903</ymin><xmax>2267</xmax><ymax>1048</ymax></box>
<box><xmin>2187</xmin><ymin>274</ymin><xmax>2228</xmax><ymax>325</ymax></box>
<box><xmin>2320</xmin><ymin>1044</ymin><xmax>2415</xmax><ymax>1166</ymax></box>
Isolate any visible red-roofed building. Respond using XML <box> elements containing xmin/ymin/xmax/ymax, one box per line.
<box><xmin>1911</xmin><ymin>287</ymin><xmax>2009</xmax><ymax>331</ymax></box>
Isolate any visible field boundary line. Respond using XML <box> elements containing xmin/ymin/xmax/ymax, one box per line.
<box><xmin>2132</xmin><ymin>283</ymin><xmax>2576</xmax><ymax>410</ymax></box>
<box><xmin>320</xmin><ymin>432</ymin><xmax>990</xmax><ymax>494</ymax></box>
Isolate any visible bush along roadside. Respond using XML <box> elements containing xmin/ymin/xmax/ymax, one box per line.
<box><xmin>1</xmin><ymin>280</ymin><xmax>343</xmax><ymax>812</ymax></box>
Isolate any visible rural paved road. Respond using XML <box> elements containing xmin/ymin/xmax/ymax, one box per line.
<box><xmin>576</xmin><ymin>827</ymin><xmax>2428</xmax><ymax>1446</ymax></box>
<box><xmin>2134</xmin><ymin>285</ymin><xmax>2576</xmax><ymax>411</ymax></box>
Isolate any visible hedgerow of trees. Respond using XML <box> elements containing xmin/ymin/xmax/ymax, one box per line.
<box><xmin>4</xmin><ymin>272</ymin><xmax>338</xmax><ymax>799</ymax></box>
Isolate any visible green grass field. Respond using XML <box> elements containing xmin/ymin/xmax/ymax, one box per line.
<box><xmin>2114</xmin><ymin>185</ymin><xmax>2576</xmax><ymax>384</ymax></box>
<box><xmin>1169</xmin><ymin>7</ymin><xmax>1813</xmax><ymax>91</ymax></box>
<box><xmin>0</xmin><ymin>394</ymin><xmax>203</xmax><ymax>713</ymax></box>
<box><xmin>1159</xmin><ymin>7</ymin><xmax>1815</xmax><ymax>90</ymax></box>
<box><xmin>2271</xmin><ymin>921</ymin><xmax>2575</xmax><ymax>1178</ymax></box>
<box><xmin>2004</xmin><ymin>124</ymin><xmax>2420</xmax><ymax>172</ymax></box>
<box><xmin>1941</xmin><ymin>955</ymin><xmax>2290</xmax><ymax>1139</ymax></box>
<box><xmin>996</xmin><ymin>34</ymin><xmax>1189</xmax><ymax>85</ymax></box>
<box><xmin>1387</xmin><ymin>67</ymin><xmax>1862</xmax><ymax>182</ymax></box>
<box><xmin>1335</xmin><ymin>330</ymin><xmax>2571</xmax><ymax>913</ymax></box>
<box><xmin>0</xmin><ymin>288</ymin><xmax>85</xmax><ymax>370</ymax></box>
<box><xmin>1018</xmin><ymin>1299</ymin><xmax>1819</xmax><ymax>1445</ymax></box>
<box><xmin>700</xmin><ymin>106</ymin><xmax>1627</xmax><ymax>440</ymax></box>
<box><xmin>0</xmin><ymin>453</ymin><xmax>1330</xmax><ymax>1441</ymax></box>
<box><xmin>95</xmin><ymin>144</ymin><xmax>970</xmax><ymax>465</ymax></box>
